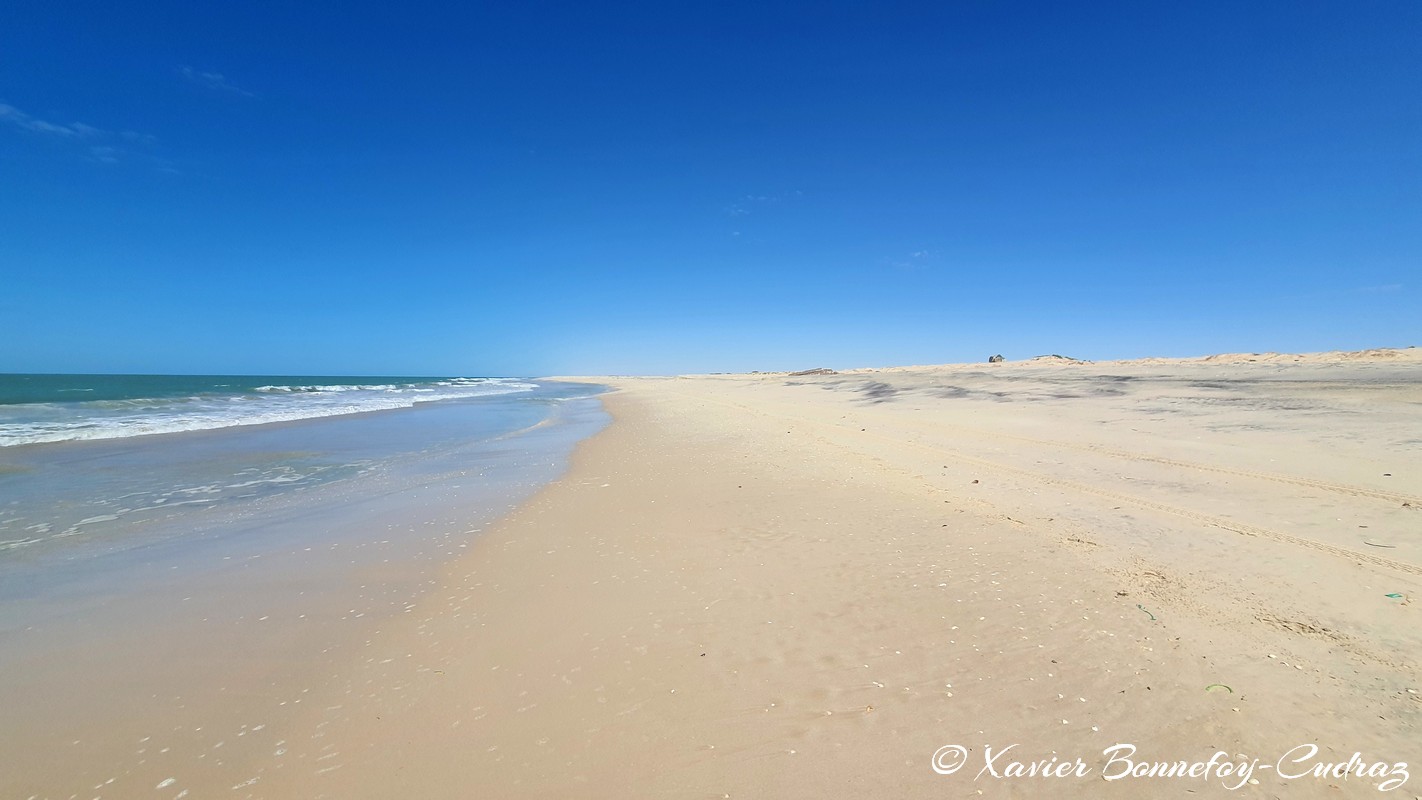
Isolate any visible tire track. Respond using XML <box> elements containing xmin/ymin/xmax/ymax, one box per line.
<box><xmin>673</xmin><ymin>390</ymin><xmax>1422</xmax><ymax>578</ymax></box>
<box><xmin>889</xmin><ymin>438</ymin><xmax>1422</xmax><ymax>577</ymax></box>
<box><xmin>902</xmin><ymin>416</ymin><xmax>1422</xmax><ymax>506</ymax></box>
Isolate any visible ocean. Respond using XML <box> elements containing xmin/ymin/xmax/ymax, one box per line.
<box><xmin>0</xmin><ymin>373</ymin><xmax>607</xmax><ymax>574</ymax></box>
<box><xmin>0</xmin><ymin>373</ymin><xmax>543</xmax><ymax>447</ymax></box>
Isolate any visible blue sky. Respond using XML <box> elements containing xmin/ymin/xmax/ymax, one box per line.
<box><xmin>2</xmin><ymin>1</ymin><xmax>1417</xmax><ymax>376</ymax></box>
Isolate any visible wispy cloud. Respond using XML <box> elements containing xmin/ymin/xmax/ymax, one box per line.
<box><xmin>179</xmin><ymin>66</ymin><xmax>255</xmax><ymax>97</ymax></box>
<box><xmin>120</xmin><ymin>129</ymin><xmax>158</xmax><ymax>145</ymax></box>
<box><xmin>884</xmin><ymin>249</ymin><xmax>935</xmax><ymax>272</ymax></box>
<box><xmin>0</xmin><ymin>103</ymin><xmax>103</xmax><ymax>138</ymax></box>
<box><xmin>0</xmin><ymin>101</ymin><xmax>161</xmax><ymax>166</ymax></box>
<box><xmin>724</xmin><ymin>190</ymin><xmax>803</xmax><ymax>217</ymax></box>
<box><xmin>88</xmin><ymin>145</ymin><xmax>120</xmax><ymax>164</ymax></box>
<box><xmin>1352</xmin><ymin>283</ymin><xmax>1404</xmax><ymax>295</ymax></box>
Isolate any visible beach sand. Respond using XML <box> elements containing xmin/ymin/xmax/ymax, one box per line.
<box><xmin>248</xmin><ymin>348</ymin><xmax>1421</xmax><ymax>798</ymax></box>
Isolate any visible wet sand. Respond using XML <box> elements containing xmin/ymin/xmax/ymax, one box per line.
<box><xmin>251</xmin><ymin>348</ymin><xmax>1421</xmax><ymax>798</ymax></box>
<box><xmin>0</xmin><ymin>395</ymin><xmax>607</xmax><ymax>800</ymax></box>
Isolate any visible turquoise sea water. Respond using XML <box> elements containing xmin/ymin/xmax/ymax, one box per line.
<box><xmin>0</xmin><ymin>375</ymin><xmax>606</xmax><ymax>568</ymax></box>
<box><xmin>0</xmin><ymin>373</ymin><xmax>537</xmax><ymax>446</ymax></box>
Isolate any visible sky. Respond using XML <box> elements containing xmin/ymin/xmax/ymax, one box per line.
<box><xmin>1</xmin><ymin>1</ymin><xmax>1418</xmax><ymax>376</ymax></box>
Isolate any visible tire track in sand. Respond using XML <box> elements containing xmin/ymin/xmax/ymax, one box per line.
<box><xmin>898</xmin><ymin>414</ymin><xmax>1422</xmax><ymax>507</ymax></box>
<box><xmin>671</xmin><ymin>389</ymin><xmax>1422</xmax><ymax>578</ymax></box>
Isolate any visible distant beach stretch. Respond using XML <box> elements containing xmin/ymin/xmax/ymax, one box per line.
<box><xmin>1</xmin><ymin>348</ymin><xmax>1417</xmax><ymax>798</ymax></box>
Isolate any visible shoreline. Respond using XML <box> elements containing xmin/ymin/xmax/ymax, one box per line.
<box><xmin>0</xmin><ymin>380</ymin><xmax>547</xmax><ymax>453</ymax></box>
<box><xmin>0</xmin><ymin>390</ymin><xmax>608</xmax><ymax>800</ymax></box>
<box><xmin>0</xmin><ymin>381</ymin><xmax>606</xmax><ymax>567</ymax></box>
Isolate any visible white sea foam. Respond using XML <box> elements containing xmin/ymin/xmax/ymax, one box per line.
<box><xmin>0</xmin><ymin>378</ymin><xmax>538</xmax><ymax>447</ymax></box>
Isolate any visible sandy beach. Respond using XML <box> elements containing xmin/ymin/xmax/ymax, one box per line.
<box><xmin>228</xmin><ymin>347</ymin><xmax>1420</xmax><ymax>798</ymax></box>
<box><xmin>3</xmin><ymin>350</ymin><xmax>1418</xmax><ymax>798</ymax></box>
<box><xmin>9</xmin><ymin>2</ymin><xmax>1418</xmax><ymax>796</ymax></box>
